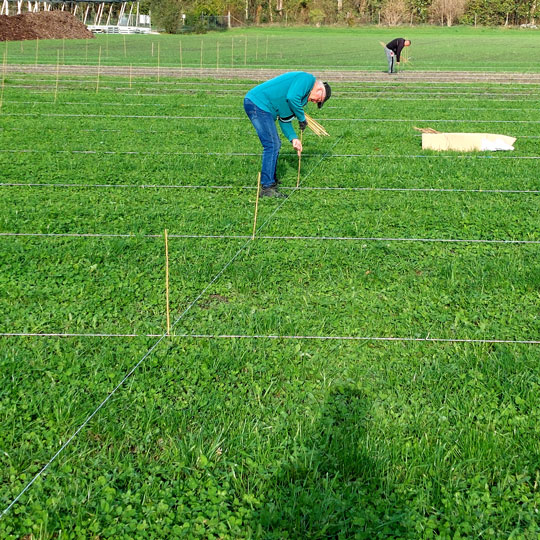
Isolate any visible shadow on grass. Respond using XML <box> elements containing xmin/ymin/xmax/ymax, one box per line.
<box><xmin>256</xmin><ymin>384</ymin><xmax>412</xmax><ymax>539</ymax></box>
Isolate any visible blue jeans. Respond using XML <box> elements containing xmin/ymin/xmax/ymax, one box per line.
<box><xmin>385</xmin><ymin>47</ymin><xmax>395</xmax><ymax>73</ymax></box>
<box><xmin>244</xmin><ymin>98</ymin><xmax>281</xmax><ymax>187</ymax></box>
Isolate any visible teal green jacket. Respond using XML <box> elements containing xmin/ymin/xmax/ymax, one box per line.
<box><xmin>245</xmin><ymin>71</ymin><xmax>316</xmax><ymax>141</ymax></box>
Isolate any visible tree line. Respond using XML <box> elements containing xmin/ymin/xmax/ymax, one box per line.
<box><xmin>145</xmin><ymin>0</ymin><xmax>540</xmax><ymax>32</ymax></box>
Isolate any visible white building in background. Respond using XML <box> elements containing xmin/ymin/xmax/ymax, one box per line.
<box><xmin>0</xmin><ymin>0</ymin><xmax>154</xmax><ymax>34</ymax></box>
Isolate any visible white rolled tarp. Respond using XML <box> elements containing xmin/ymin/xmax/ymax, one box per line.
<box><xmin>422</xmin><ymin>133</ymin><xmax>516</xmax><ymax>152</ymax></box>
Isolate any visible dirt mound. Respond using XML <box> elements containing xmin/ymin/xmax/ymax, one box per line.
<box><xmin>0</xmin><ymin>11</ymin><xmax>94</xmax><ymax>41</ymax></box>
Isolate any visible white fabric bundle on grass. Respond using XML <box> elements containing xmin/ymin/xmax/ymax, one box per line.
<box><xmin>420</xmin><ymin>132</ymin><xmax>516</xmax><ymax>152</ymax></box>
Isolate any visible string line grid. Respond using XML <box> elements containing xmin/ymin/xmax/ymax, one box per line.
<box><xmin>4</xmin><ymin>101</ymin><xmax>540</xmax><ymax>113</ymax></box>
<box><xmin>5</xmin><ymin>64</ymin><xmax>540</xmax><ymax>79</ymax></box>
<box><xmin>6</xmin><ymin>86</ymin><xmax>540</xmax><ymax>102</ymax></box>
<box><xmin>1</xmin><ymin>232</ymin><xmax>539</xmax><ymax>245</ymax></box>
<box><xmin>5</xmin><ymin>76</ymin><xmax>540</xmax><ymax>87</ymax></box>
<box><xmin>2</xmin><ymin>182</ymin><xmax>540</xmax><ymax>195</ymax></box>
<box><xmin>6</xmin><ymin>75</ymin><xmax>540</xmax><ymax>90</ymax></box>
<box><xmin>1</xmin><ymin>332</ymin><xmax>538</xmax><ymax>345</ymax></box>
<box><xmin>0</xmin><ymin>134</ymin><xmax>341</xmax><ymax>520</ymax></box>
<box><xmin>2</xmin><ymin>67</ymin><xmax>539</xmax><ymax>520</ymax></box>
<box><xmin>3</xmin><ymin>112</ymin><xmax>540</xmax><ymax>124</ymax></box>
<box><xmin>2</xmin><ymin>149</ymin><xmax>540</xmax><ymax>161</ymax></box>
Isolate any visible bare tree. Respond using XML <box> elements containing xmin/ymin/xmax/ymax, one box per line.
<box><xmin>430</xmin><ymin>0</ymin><xmax>467</xmax><ymax>26</ymax></box>
<box><xmin>380</xmin><ymin>0</ymin><xmax>409</xmax><ymax>26</ymax></box>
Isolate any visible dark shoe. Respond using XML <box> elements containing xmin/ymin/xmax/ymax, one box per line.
<box><xmin>260</xmin><ymin>185</ymin><xmax>287</xmax><ymax>198</ymax></box>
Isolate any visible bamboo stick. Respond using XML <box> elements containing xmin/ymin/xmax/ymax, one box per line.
<box><xmin>304</xmin><ymin>113</ymin><xmax>329</xmax><ymax>137</ymax></box>
<box><xmin>96</xmin><ymin>46</ymin><xmax>101</xmax><ymax>94</ymax></box>
<box><xmin>296</xmin><ymin>131</ymin><xmax>303</xmax><ymax>188</ymax></box>
<box><xmin>0</xmin><ymin>51</ymin><xmax>6</xmax><ymax>111</ymax></box>
<box><xmin>54</xmin><ymin>50</ymin><xmax>60</xmax><ymax>103</ymax></box>
<box><xmin>252</xmin><ymin>172</ymin><xmax>261</xmax><ymax>240</ymax></box>
<box><xmin>164</xmin><ymin>229</ymin><xmax>170</xmax><ymax>335</ymax></box>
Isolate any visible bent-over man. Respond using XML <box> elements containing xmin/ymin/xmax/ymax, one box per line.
<box><xmin>244</xmin><ymin>71</ymin><xmax>331</xmax><ymax>198</ymax></box>
<box><xmin>385</xmin><ymin>38</ymin><xmax>411</xmax><ymax>74</ymax></box>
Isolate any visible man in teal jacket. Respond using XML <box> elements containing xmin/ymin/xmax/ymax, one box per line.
<box><xmin>244</xmin><ymin>72</ymin><xmax>331</xmax><ymax>198</ymax></box>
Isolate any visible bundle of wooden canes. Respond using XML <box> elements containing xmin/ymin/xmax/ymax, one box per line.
<box><xmin>305</xmin><ymin>113</ymin><xmax>329</xmax><ymax>137</ymax></box>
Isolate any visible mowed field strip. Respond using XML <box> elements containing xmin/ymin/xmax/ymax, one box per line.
<box><xmin>1</xmin><ymin>29</ymin><xmax>540</xmax><ymax>538</ymax></box>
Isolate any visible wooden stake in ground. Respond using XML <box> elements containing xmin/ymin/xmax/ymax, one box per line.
<box><xmin>164</xmin><ymin>229</ymin><xmax>171</xmax><ymax>335</ymax></box>
<box><xmin>200</xmin><ymin>39</ymin><xmax>203</xmax><ymax>69</ymax></box>
<box><xmin>296</xmin><ymin>130</ymin><xmax>303</xmax><ymax>188</ymax></box>
<box><xmin>157</xmin><ymin>42</ymin><xmax>160</xmax><ymax>82</ymax></box>
<box><xmin>96</xmin><ymin>46</ymin><xmax>101</xmax><ymax>94</ymax></box>
<box><xmin>54</xmin><ymin>50</ymin><xmax>60</xmax><ymax>103</ymax></box>
<box><xmin>0</xmin><ymin>51</ymin><xmax>6</xmax><ymax>111</ymax></box>
<box><xmin>179</xmin><ymin>40</ymin><xmax>183</xmax><ymax>71</ymax></box>
<box><xmin>252</xmin><ymin>173</ymin><xmax>261</xmax><ymax>240</ymax></box>
<box><xmin>35</xmin><ymin>38</ymin><xmax>38</xmax><ymax>67</ymax></box>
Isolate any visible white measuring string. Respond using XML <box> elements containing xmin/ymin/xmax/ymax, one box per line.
<box><xmin>7</xmin><ymin>64</ymin><xmax>540</xmax><ymax>78</ymax></box>
<box><xmin>5</xmin><ymin>92</ymin><xmax>537</xmax><ymax>104</ymax></box>
<box><xmin>8</xmin><ymin>85</ymin><xmax>540</xmax><ymax>101</ymax></box>
<box><xmin>2</xmin><ymin>182</ymin><xmax>539</xmax><ymax>195</ymax></box>
<box><xmin>10</xmin><ymin>76</ymin><xmax>540</xmax><ymax>91</ymax></box>
<box><xmin>4</xmin><ymin>112</ymin><xmax>540</xmax><ymax>124</ymax></box>
<box><xmin>2</xmin><ymin>149</ymin><xmax>539</xmax><ymax>160</ymax></box>
<box><xmin>0</xmin><ymin>332</ymin><xmax>169</xmax><ymax>520</ymax></box>
<box><xmin>6</xmin><ymin>100</ymin><xmax>540</xmax><ymax>113</ymax></box>
<box><xmin>4</xmin><ymin>100</ymin><xmax>540</xmax><ymax>112</ymax></box>
<box><xmin>1</xmin><ymin>332</ymin><xmax>538</xmax><ymax>345</ymax></box>
<box><xmin>2</xmin><ymin>232</ymin><xmax>539</xmax><ymax>245</ymax></box>
<box><xmin>0</xmin><ymin>131</ymin><xmax>341</xmax><ymax>520</ymax></box>
<box><xmin>6</xmin><ymin>78</ymin><xmax>540</xmax><ymax>91</ymax></box>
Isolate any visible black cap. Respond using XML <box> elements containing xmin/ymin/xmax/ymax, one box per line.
<box><xmin>318</xmin><ymin>82</ymin><xmax>331</xmax><ymax>109</ymax></box>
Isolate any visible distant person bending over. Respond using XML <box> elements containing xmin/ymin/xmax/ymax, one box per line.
<box><xmin>244</xmin><ymin>72</ymin><xmax>331</xmax><ymax>198</ymax></box>
<box><xmin>385</xmin><ymin>38</ymin><xmax>411</xmax><ymax>74</ymax></box>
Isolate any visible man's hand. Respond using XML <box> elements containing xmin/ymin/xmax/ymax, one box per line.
<box><xmin>292</xmin><ymin>138</ymin><xmax>303</xmax><ymax>155</ymax></box>
<box><xmin>299</xmin><ymin>119</ymin><xmax>308</xmax><ymax>132</ymax></box>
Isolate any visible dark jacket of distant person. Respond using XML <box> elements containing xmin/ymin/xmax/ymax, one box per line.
<box><xmin>386</xmin><ymin>38</ymin><xmax>408</xmax><ymax>62</ymax></box>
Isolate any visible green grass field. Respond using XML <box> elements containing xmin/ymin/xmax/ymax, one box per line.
<box><xmin>3</xmin><ymin>26</ymin><xmax>540</xmax><ymax>71</ymax></box>
<box><xmin>1</xmin><ymin>28</ymin><xmax>540</xmax><ymax>538</ymax></box>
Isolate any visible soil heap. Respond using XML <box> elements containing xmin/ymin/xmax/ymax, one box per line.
<box><xmin>0</xmin><ymin>11</ymin><xmax>94</xmax><ymax>41</ymax></box>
